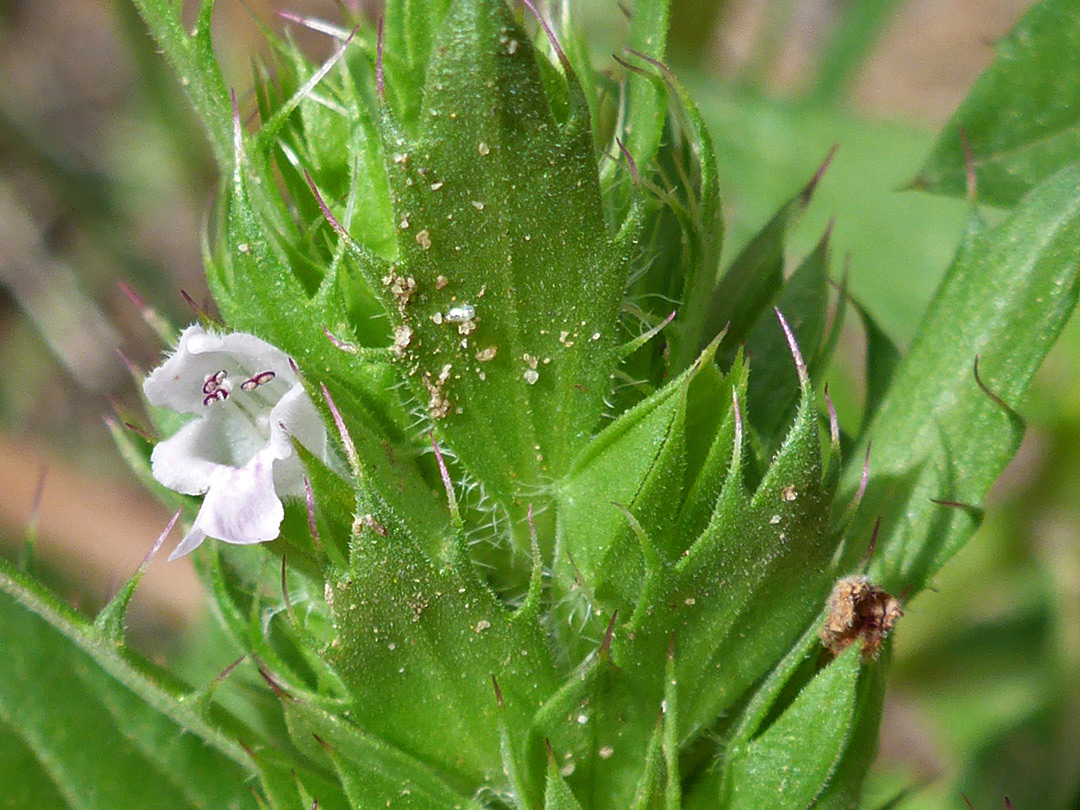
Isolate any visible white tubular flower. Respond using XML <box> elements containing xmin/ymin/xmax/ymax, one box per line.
<box><xmin>143</xmin><ymin>324</ymin><xmax>328</xmax><ymax>560</ymax></box>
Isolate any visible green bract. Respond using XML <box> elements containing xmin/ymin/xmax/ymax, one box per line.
<box><xmin>3</xmin><ymin>1</ymin><xmax>1080</xmax><ymax>808</ymax></box>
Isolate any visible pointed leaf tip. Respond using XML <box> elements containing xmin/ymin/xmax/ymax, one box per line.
<box><xmin>114</xmin><ymin>348</ymin><xmax>145</xmax><ymax>382</ymax></box>
<box><xmin>321</xmin><ymin>384</ymin><xmax>358</xmax><ymax>476</ymax></box>
<box><xmin>376</xmin><ymin>16</ymin><xmax>385</xmax><ymax>100</ymax></box>
<box><xmin>861</xmin><ymin>516</ymin><xmax>882</xmax><ymax>570</ymax></box>
<box><xmin>306</xmin><ymin>172</ymin><xmax>348</xmax><ymax>237</ymax></box>
<box><xmin>430</xmin><ymin>432</ymin><xmax>462</xmax><ymax>530</ymax></box>
<box><xmin>280</xmin><ymin>554</ymin><xmax>297</xmax><ymax>626</ymax></box>
<box><xmin>803</xmin><ymin>143</ymin><xmax>839</xmax><ymax>202</ymax></box>
<box><xmin>322</xmin><ymin>324</ymin><xmax>358</xmax><ymax>353</ymax></box>
<box><xmin>775</xmin><ymin>306</ymin><xmax>809</xmax><ymax>388</ymax></box>
<box><xmin>824</xmin><ymin>383</ymin><xmax>839</xmax><ymax>449</ymax></box>
<box><xmin>520</xmin><ymin>0</ymin><xmax>568</xmax><ymax>66</ymax></box>
<box><xmin>256</xmin><ymin>662</ymin><xmax>293</xmax><ymax>701</ymax></box>
<box><xmin>615</xmin><ymin>137</ymin><xmax>640</xmax><ymax>185</ymax></box>
<box><xmin>731</xmin><ymin>386</ymin><xmax>743</xmax><ymax>452</ymax></box>
<box><xmin>600</xmin><ymin>610</ymin><xmax>618</xmax><ymax>658</ymax></box>
<box><xmin>303</xmin><ymin>476</ymin><xmax>321</xmax><ymax>545</ymax></box>
<box><xmin>146</xmin><ymin>508</ymin><xmax>181</xmax><ymax>564</ymax></box>
<box><xmin>94</xmin><ymin>508</ymin><xmax>180</xmax><ymax>642</ymax></box>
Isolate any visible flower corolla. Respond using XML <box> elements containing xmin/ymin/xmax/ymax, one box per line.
<box><xmin>143</xmin><ymin>325</ymin><xmax>328</xmax><ymax>560</ymax></box>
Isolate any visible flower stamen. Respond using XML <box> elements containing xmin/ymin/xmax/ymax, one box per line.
<box><xmin>203</xmin><ymin>388</ymin><xmax>229</xmax><ymax>406</ymax></box>
<box><xmin>203</xmin><ymin>369</ymin><xmax>228</xmax><ymax>395</ymax></box>
<box><xmin>241</xmin><ymin>370</ymin><xmax>277</xmax><ymax>391</ymax></box>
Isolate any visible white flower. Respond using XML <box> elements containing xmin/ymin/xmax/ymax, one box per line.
<box><xmin>143</xmin><ymin>324</ymin><xmax>328</xmax><ymax>560</ymax></box>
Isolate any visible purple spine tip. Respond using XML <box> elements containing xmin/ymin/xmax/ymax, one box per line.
<box><xmin>600</xmin><ymin>610</ymin><xmax>618</xmax><ymax>657</ymax></box>
<box><xmin>145</xmin><ymin>508</ymin><xmax>182</xmax><ymax>568</ymax></box>
<box><xmin>115</xmin><ymin>348</ymin><xmax>144</xmax><ymax>380</ymax></box>
<box><xmin>429</xmin><ymin>432</ymin><xmax>459</xmax><ymax>519</ymax></box>
<box><xmin>824</xmin><ymin>383</ymin><xmax>839</xmax><ymax>449</ymax></box>
<box><xmin>211</xmin><ymin>655</ymin><xmax>246</xmax><ymax>689</ymax></box>
<box><xmin>972</xmin><ymin>356</ymin><xmax>1013</xmax><ymax>415</ymax></box>
<box><xmin>321</xmin><ymin>384</ymin><xmax>358</xmax><ymax>475</ymax></box>
<box><xmin>117</xmin><ymin>280</ymin><xmax>145</xmax><ymax>310</ymax></box>
<box><xmin>774</xmin><ymin>307</ymin><xmax>809</xmax><ymax>387</ymax></box>
<box><xmin>624</xmin><ymin>48</ymin><xmax>672</xmax><ymax>79</ymax></box>
<box><xmin>852</xmin><ymin>442</ymin><xmax>872</xmax><ymax>510</ymax></box>
<box><xmin>323</xmin><ymin>324</ymin><xmax>358</xmax><ymax>353</ymax></box>
<box><xmin>520</xmin><ymin>0</ymin><xmax>568</xmax><ymax>65</ymax></box>
<box><xmin>305</xmin><ymin>172</ymin><xmax>348</xmax><ymax>237</ymax></box>
<box><xmin>527</xmin><ymin>502</ymin><xmax>538</xmax><ymax>541</ymax></box>
<box><xmin>731</xmin><ymin>387</ymin><xmax>743</xmax><ymax>453</ymax></box>
<box><xmin>614</xmin><ymin>136</ymin><xmax>640</xmax><ymax>184</ymax></box>
<box><xmin>804</xmin><ymin>144</ymin><xmax>838</xmax><ymax>201</ymax></box>
<box><xmin>959</xmin><ymin>126</ymin><xmax>977</xmax><ymax>202</ymax></box>
<box><xmin>862</xmin><ymin>516</ymin><xmax>882</xmax><ymax>567</ymax></box>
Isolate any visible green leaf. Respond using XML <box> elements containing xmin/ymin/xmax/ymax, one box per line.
<box><xmin>242</xmin><ymin>745</ymin><xmax>351</xmax><ymax>810</ymax></box>
<box><xmin>94</xmin><ymin>511</ymin><xmax>178</xmax><ymax>644</ymax></box>
<box><xmin>215</xmin><ymin>127</ymin><xmax>452</xmax><ymax>552</ymax></box>
<box><xmin>915</xmin><ymin>0</ymin><xmax>1080</xmax><ymax>207</ymax></box>
<box><xmin>128</xmin><ymin>0</ymin><xmax>232</xmax><ymax>167</ymax></box>
<box><xmin>721</xmin><ymin>646</ymin><xmax>862</xmax><ymax>810</ymax></box>
<box><xmin>556</xmin><ymin>342</ymin><xmax>722</xmax><ymax>618</ymax></box>
<box><xmin>613</xmin><ymin>0</ymin><xmax>671</xmax><ymax>175</ymax></box>
<box><xmin>845</xmin><ymin>163</ymin><xmax>1080</xmax><ymax>594</ymax></box>
<box><xmin>619</xmin><ymin>380</ymin><xmax>839</xmax><ymax>741</ymax></box>
<box><xmin>0</xmin><ymin>721</ymin><xmax>69</xmax><ymax>809</ymax></box>
<box><xmin>624</xmin><ymin>57</ymin><xmax>724</xmax><ymax>377</ymax></box>
<box><xmin>0</xmin><ymin>579</ymin><xmax>255</xmax><ymax>810</ymax></box>
<box><xmin>695</xmin><ymin>81</ymin><xmax>970</xmax><ymax>343</ymax></box>
<box><xmin>382</xmin><ymin>0</ymin><xmax>455</xmax><ymax>132</ymax></box>
<box><xmin>552</xmin><ymin>361</ymin><xmax>838</xmax><ymax>810</ymax></box>
<box><xmin>536</xmin><ymin>648</ymin><xmax>659</xmax><ymax>810</ymax></box>
<box><xmin>811</xmin><ymin>657</ymin><xmax>889</xmax><ymax>810</ymax></box>
<box><xmin>327</xmin><ymin>520</ymin><xmax>559</xmax><ymax>791</ymax></box>
<box><xmin>0</xmin><ymin>556</ymin><xmax>253</xmax><ymax>773</ymax></box>
<box><xmin>544</xmin><ymin>758</ymin><xmax>588</xmax><ymax>810</ymax></box>
<box><xmin>280</xmin><ymin>700</ymin><xmax>485</xmax><ymax>810</ymax></box>
<box><xmin>354</xmin><ymin>0</ymin><xmax>639</xmax><ymax>502</ymax></box>
<box><xmin>743</xmin><ymin>229</ymin><xmax>832</xmax><ymax>444</ymax></box>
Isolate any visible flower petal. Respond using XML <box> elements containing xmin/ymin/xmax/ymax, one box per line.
<box><xmin>150</xmin><ymin>412</ymin><xmax>233</xmax><ymax>495</ymax></box>
<box><xmin>144</xmin><ymin>325</ymin><xmax>331</xmax><ymax>561</ymax></box>
<box><xmin>167</xmin><ymin>525</ymin><xmax>208</xmax><ymax>561</ymax></box>
<box><xmin>268</xmin><ymin>385</ymin><xmax>329</xmax><ymax>496</ymax></box>
<box><xmin>186</xmin><ymin>448</ymin><xmax>285</xmax><ymax>549</ymax></box>
<box><xmin>144</xmin><ymin>324</ymin><xmax>298</xmax><ymax>415</ymax></box>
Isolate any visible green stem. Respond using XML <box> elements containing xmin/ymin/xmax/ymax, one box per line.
<box><xmin>127</xmin><ymin>0</ymin><xmax>233</xmax><ymax>169</ymax></box>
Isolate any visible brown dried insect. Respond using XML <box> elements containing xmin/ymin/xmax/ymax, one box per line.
<box><xmin>820</xmin><ymin>575</ymin><xmax>902</xmax><ymax>659</ymax></box>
